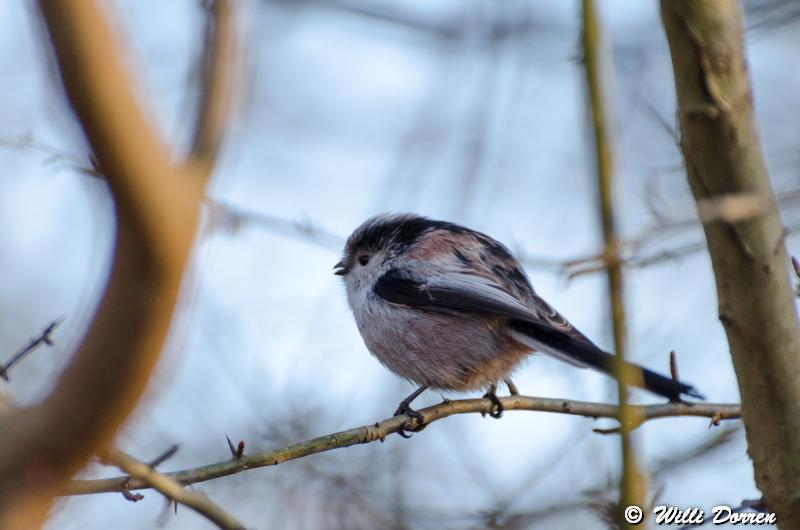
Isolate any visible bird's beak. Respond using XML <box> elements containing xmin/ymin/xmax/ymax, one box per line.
<box><xmin>333</xmin><ymin>261</ymin><xmax>348</xmax><ymax>276</ymax></box>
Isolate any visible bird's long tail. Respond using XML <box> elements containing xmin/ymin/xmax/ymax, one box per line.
<box><xmin>511</xmin><ymin>320</ymin><xmax>704</xmax><ymax>401</ymax></box>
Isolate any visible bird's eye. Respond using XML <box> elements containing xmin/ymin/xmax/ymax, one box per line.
<box><xmin>358</xmin><ymin>254</ymin><xmax>370</xmax><ymax>266</ymax></box>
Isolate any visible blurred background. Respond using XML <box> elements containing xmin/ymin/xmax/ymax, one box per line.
<box><xmin>1</xmin><ymin>0</ymin><xmax>799</xmax><ymax>528</ymax></box>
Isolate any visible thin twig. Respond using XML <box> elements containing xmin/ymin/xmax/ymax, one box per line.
<box><xmin>582</xmin><ymin>0</ymin><xmax>646</xmax><ymax>525</ymax></box>
<box><xmin>496</xmin><ymin>423</ymin><xmax>741</xmax><ymax>529</ymax></box>
<box><xmin>650</xmin><ymin>422</ymin><xmax>740</xmax><ymax>479</ymax></box>
<box><xmin>206</xmin><ymin>198</ymin><xmax>344</xmax><ymax>249</ymax></box>
<box><xmin>0</xmin><ymin>135</ymin><xmax>103</xmax><ymax>178</ymax></box>
<box><xmin>147</xmin><ymin>444</ymin><xmax>179</xmax><ymax>469</ymax></box>
<box><xmin>102</xmin><ymin>447</ymin><xmax>245</xmax><ymax>530</ymax></box>
<box><xmin>0</xmin><ymin>317</ymin><xmax>64</xmax><ymax>382</ymax></box>
<box><xmin>6</xmin><ymin>130</ymin><xmax>800</xmax><ymax>285</ymax></box>
<box><xmin>565</xmin><ymin>220</ymin><xmax>800</xmax><ymax>277</ymax></box>
<box><xmin>64</xmin><ymin>395</ymin><xmax>740</xmax><ymax>496</ymax></box>
<box><xmin>4</xmin><ymin>131</ymin><xmax>799</xmax><ymax>282</ymax></box>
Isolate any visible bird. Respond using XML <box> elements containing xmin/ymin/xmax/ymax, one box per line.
<box><xmin>334</xmin><ymin>213</ymin><xmax>702</xmax><ymax>433</ymax></box>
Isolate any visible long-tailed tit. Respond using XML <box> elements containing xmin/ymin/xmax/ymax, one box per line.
<box><xmin>335</xmin><ymin>214</ymin><xmax>702</xmax><ymax>432</ymax></box>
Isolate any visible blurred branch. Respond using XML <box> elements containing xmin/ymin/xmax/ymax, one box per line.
<box><xmin>0</xmin><ymin>318</ymin><xmax>63</xmax><ymax>382</ymax></box>
<box><xmin>747</xmin><ymin>0</ymin><xmax>800</xmax><ymax>31</ymax></box>
<box><xmin>483</xmin><ymin>423</ymin><xmax>742</xmax><ymax>529</ymax></box>
<box><xmin>581</xmin><ymin>1</ymin><xmax>646</xmax><ymax>526</ymax></box>
<box><xmin>313</xmin><ymin>0</ymin><xmax>462</xmax><ymax>38</ymax></box>
<box><xmin>102</xmin><ymin>447</ymin><xmax>245</xmax><ymax>530</ymax></box>
<box><xmin>562</xmin><ymin>219</ymin><xmax>800</xmax><ymax>278</ymax></box>
<box><xmin>298</xmin><ymin>0</ymin><xmax>540</xmax><ymax>42</ymax></box>
<box><xmin>483</xmin><ymin>498</ymin><xmax>593</xmax><ymax>530</ymax></box>
<box><xmin>187</xmin><ymin>0</ymin><xmax>238</xmax><ymax>182</ymax></box>
<box><xmin>207</xmin><ymin>188</ymin><xmax>800</xmax><ymax>273</ymax></box>
<box><xmin>65</xmin><ymin>395</ymin><xmax>740</xmax><ymax>496</ymax></box>
<box><xmin>0</xmin><ymin>135</ymin><xmax>103</xmax><ymax>177</ymax></box>
<box><xmin>661</xmin><ymin>0</ymin><xmax>800</xmax><ymax>525</ymax></box>
<box><xmin>206</xmin><ymin>198</ymin><xmax>343</xmax><ymax>248</ymax></box>
<box><xmin>0</xmin><ymin>0</ymin><xmax>233</xmax><ymax>525</ymax></box>
<box><xmin>650</xmin><ymin>422</ymin><xmax>740</xmax><ymax>479</ymax></box>
<box><xmin>5</xmin><ymin>132</ymin><xmax>800</xmax><ymax>280</ymax></box>
<box><xmin>205</xmin><ymin>196</ymin><xmax>754</xmax><ymax>276</ymax></box>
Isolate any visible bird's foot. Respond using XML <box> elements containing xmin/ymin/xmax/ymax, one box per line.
<box><xmin>393</xmin><ymin>402</ymin><xmax>426</xmax><ymax>438</ymax></box>
<box><xmin>482</xmin><ymin>385</ymin><xmax>504</xmax><ymax>419</ymax></box>
<box><xmin>393</xmin><ymin>384</ymin><xmax>429</xmax><ymax>438</ymax></box>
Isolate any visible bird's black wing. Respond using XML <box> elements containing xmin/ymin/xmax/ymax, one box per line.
<box><xmin>374</xmin><ymin>267</ymin><xmax>538</xmax><ymax>323</ymax></box>
<box><xmin>373</xmin><ymin>266</ymin><xmax>704</xmax><ymax>401</ymax></box>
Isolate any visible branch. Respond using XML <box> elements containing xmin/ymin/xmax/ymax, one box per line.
<box><xmin>64</xmin><ymin>395</ymin><xmax>741</xmax><ymax>496</ymax></box>
<box><xmin>0</xmin><ymin>1</ymin><xmax>210</xmax><ymax>525</ymax></box>
<box><xmin>0</xmin><ymin>135</ymin><xmax>103</xmax><ymax>177</ymax></box>
<box><xmin>485</xmin><ymin>422</ymin><xmax>741</xmax><ymax>529</ymax></box>
<box><xmin>205</xmin><ymin>198</ymin><xmax>343</xmax><ymax>249</ymax></box>
<box><xmin>204</xmin><ymin>196</ymin><xmax>743</xmax><ymax>277</ymax></box>
<box><xmin>661</xmin><ymin>1</ymin><xmax>800</xmax><ymax>525</ymax></box>
<box><xmin>6</xmin><ymin>132</ymin><xmax>800</xmax><ymax>282</ymax></box>
<box><xmin>582</xmin><ymin>0</ymin><xmax>646</xmax><ymax>525</ymax></box>
<box><xmin>0</xmin><ymin>318</ymin><xmax>63</xmax><ymax>382</ymax></box>
<box><xmin>102</xmin><ymin>448</ymin><xmax>245</xmax><ymax>530</ymax></box>
<box><xmin>186</xmin><ymin>0</ymin><xmax>238</xmax><ymax>182</ymax></box>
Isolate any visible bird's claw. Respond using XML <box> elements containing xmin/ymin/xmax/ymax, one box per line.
<box><xmin>393</xmin><ymin>403</ymin><xmax>426</xmax><ymax>437</ymax></box>
<box><xmin>482</xmin><ymin>389</ymin><xmax>504</xmax><ymax>419</ymax></box>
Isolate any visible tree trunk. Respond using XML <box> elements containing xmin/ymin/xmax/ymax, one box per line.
<box><xmin>660</xmin><ymin>1</ymin><xmax>800</xmax><ymax>526</ymax></box>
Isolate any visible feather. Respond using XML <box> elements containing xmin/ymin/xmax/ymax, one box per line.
<box><xmin>373</xmin><ymin>265</ymin><xmax>703</xmax><ymax>400</ymax></box>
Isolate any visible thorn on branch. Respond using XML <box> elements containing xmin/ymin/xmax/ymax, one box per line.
<box><xmin>0</xmin><ymin>317</ymin><xmax>65</xmax><ymax>382</ymax></box>
<box><xmin>592</xmin><ymin>413</ymin><xmax>647</xmax><ymax>436</ymax></box>
<box><xmin>669</xmin><ymin>350</ymin><xmax>679</xmax><ymax>381</ymax></box>
<box><xmin>225</xmin><ymin>435</ymin><xmax>244</xmax><ymax>459</ymax></box>
<box><xmin>148</xmin><ymin>444</ymin><xmax>179</xmax><ymax>468</ymax></box>
<box><xmin>709</xmin><ymin>412</ymin><xmax>723</xmax><ymax>428</ymax></box>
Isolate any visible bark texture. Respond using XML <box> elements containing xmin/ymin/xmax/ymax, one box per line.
<box><xmin>661</xmin><ymin>1</ymin><xmax>800</xmax><ymax>526</ymax></box>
